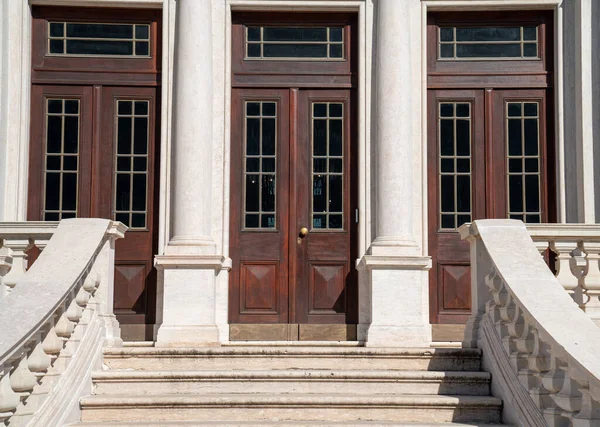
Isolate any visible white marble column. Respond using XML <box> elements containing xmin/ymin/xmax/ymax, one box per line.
<box><xmin>359</xmin><ymin>0</ymin><xmax>432</xmax><ymax>347</ymax></box>
<box><xmin>155</xmin><ymin>0</ymin><xmax>223</xmax><ymax>347</ymax></box>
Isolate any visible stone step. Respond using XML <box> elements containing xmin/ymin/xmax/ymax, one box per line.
<box><xmin>102</xmin><ymin>347</ymin><xmax>482</xmax><ymax>371</ymax></box>
<box><xmin>79</xmin><ymin>393</ymin><xmax>502</xmax><ymax>424</ymax></box>
<box><xmin>92</xmin><ymin>369</ymin><xmax>491</xmax><ymax>396</ymax></box>
<box><xmin>70</xmin><ymin>422</ymin><xmax>508</xmax><ymax>426</ymax></box>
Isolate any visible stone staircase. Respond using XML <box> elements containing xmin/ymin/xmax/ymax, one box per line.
<box><xmin>72</xmin><ymin>344</ymin><xmax>505</xmax><ymax>426</ymax></box>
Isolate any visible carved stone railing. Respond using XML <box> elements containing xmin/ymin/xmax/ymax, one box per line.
<box><xmin>0</xmin><ymin>219</ymin><xmax>126</xmax><ymax>427</ymax></box>
<box><xmin>461</xmin><ymin>219</ymin><xmax>600</xmax><ymax>427</ymax></box>
<box><xmin>527</xmin><ymin>224</ymin><xmax>600</xmax><ymax>325</ymax></box>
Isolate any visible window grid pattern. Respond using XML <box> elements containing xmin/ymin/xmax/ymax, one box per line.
<box><xmin>312</xmin><ymin>102</ymin><xmax>344</xmax><ymax>230</ymax></box>
<box><xmin>438</xmin><ymin>26</ymin><xmax>538</xmax><ymax>60</ymax></box>
<box><xmin>245</xmin><ymin>26</ymin><xmax>344</xmax><ymax>60</ymax></box>
<box><xmin>114</xmin><ymin>100</ymin><xmax>150</xmax><ymax>229</ymax></box>
<box><xmin>244</xmin><ymin>101</ymin><xmax>277</xmax><ymax>230</ymax></box>
<box><xmin>506</xmin><ymin>101</ymin><xmax>541</xmax><ymax>223</ymax></box>
<box><xmin>438</xmin><ymin>102</ymin><xmax>472</xmax><ymax>230</ymax></box>
<box><xmin>43</xmin><ymin>98</ymin><xmax>80</xmax><ymax>221</ymax></box>
<box><xmin>48</xmin><ymin>22</ymin><xmax>150</xmax><ymax>57</ymax></box>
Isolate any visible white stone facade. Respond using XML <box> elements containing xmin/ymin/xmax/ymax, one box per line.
<box><xmin>0</xmin><ymin>0</ymin><xmax>598</xmax><ymax>347</ymax></box>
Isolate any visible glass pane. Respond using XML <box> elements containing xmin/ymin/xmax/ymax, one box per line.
<box><xmin>245</xmin><ymin>214</ymin><xmax>259</xmax><ymax>228</ymax></box>
<box><xmin>329</xmin><ymin>214</ymin><xmax>343</xmax><ymax>229</ymax></box>
<box><xmin>262</xmin><ymin>158</ymin><xmax>275</xmax><ymax>172</ymax></box>
<box><xmin>523</xmin><ymin>43</ymin><xmax>537</xmax><ymax>57</ymax></box>
<box><xmin>313</xmin><ymin>214</ymin><xmax>326</xmax><ymax>229</ymax></box>
<box><xmin>456</xmin><ymin>120</ymin><xmax>470</xmax><ymax>156</ymax></box>
<box><xmin>440</xmin><ymin>103</ymin><xmax>454</xmax><ymax>117</ymax></box>
<box><xmin>66</xmin><ymin>23</ymin><xmax>133</xmax><ymax>39</ymax></box>
<box><xmin>45</xmin><ymin>173</ymin><xmax>60</xmax><ymax>210</ymax></box>
<box><xmin>118</xmin><ymin>157</ymin><xmax>131</xmax><ymax>171</ymax></box>
<box><xmin>456</xmin><ymin>158</ymin><xmax>470</xmax><ymax>173</ymax></box>
<box><xmin>456</xmin><ymin>175</ymin><xmax>470</xmax><ymax>213</ymax></box>
<box><xmin>440</xmin><ymin>44</ymin><xmax>454</xmax><ymax>58</ymax></box>
<box><xmin>263</xmin><ymin>44</ymin><xmax>327</xmax><ymax>58</ymax></box>
<box><xmin>63</xmin><ymin>156</ymin><xmax>78</xmax><ymax>171</ymax></box>
<box><xmin>509</xmin><ymin>158</ymin><xmax>522</xmax><ymax>173</ymax></box>
<box><xmin>62</xmin><ymin>173</ymin><xmax>78</xmax><ymax>211</ymax></box>
<box><xmin>263</xmin><ymin>27</ymin><xmax>327</xmax><ymax>42</ymax></box>
<box><xmin>135</xmin><ymin>101</ymin><xmax>149</xmax><ymax>115</ymax></box>
<box><xmin>134</xmin><ymin>117</ymin><xmax>149</xmax><ymax>155</ymax></box>
<box><xmin>313</xmin><ymin>175</ymin><xmax>327</xmax><ymax>212</ymax></box>
<box><xmin>329</xmin><ymin>103</ymin><xmax>343</xmax><ymax>118</ymax></box>
<box><xmin>66</xmin><ymin>40</ymin><xmax>134</xmax><ymax>56</ymax></box>
<box><xmin>119</xmin><ymin>101</ymin><xmax>133</xmax><ymax>115</ymax></box>
<box><xmin>509</xmin><ymin>175</ymin><xmax>524</xmax><ymax>213</ymax></box>
<box><xmin>508</xmin><ymin>103</ymin><xmax>522</xmax><ymax>117</ymax></box>
<box><xmin>46</xmin><ymin>156</ymin><xmax>61</xmax><ymax>171</ymax></box>
<box><xmin>118</xmin><ymin>117</ymin><xmax>132</xmax><ymax>155</ymax></box>
<box><xmin>314</xmin><ymin>159</ymin><xmax>327</xmax><ymax>173</ymax></box>
<box><xmin>440</xmin><ymin>28</ymin><xmax>453</xmax><ymax>42</ymax></box>
<box><xmin>247</xmin><ymin>44</ymin><xmax>261</xmax><ymax>57</ymax></box>
<box><xmin>45</xmin><ymin>212</ymin><xmax>60</xmax><ymax>221</ymax></box>
<box><xmin>262</xmin><ymin>118</ymin><xmax>276</xmax><ymax>156</ymax></box>
<box><xmin>441</xmin><ymin>158</ymin><xmax>454</xmax><ymax>173</ymax></box>
<box><xmin>314</xmin><ymin>104</ymin><xmax>327</xmax><ymax>118</ymax></box>
<box><xmin>330</xmin><ymin>28</ymin><xmax>343</xmax><ymax>42</ymax></box>
<box><xmin>526</xmin><ymin>214</ymin><xmax>541</xmax><ymax>223</ymax></box>
<box><xmin>329</xmin><ymin>159</ymin><xmax>343</xmax><ymax>173</ymax></box>
<box><xmin>132</xmin><ymin>174</ymin><xmax>147</xmax><ymax>211</ymax></box>
<box><xmin>65</xmin><ymin>100</ymin><xmax>79</xmax><ymax>114</ymax></box>
<box><xmin>131</xmin><ymin>213</ymin><xmax>146</xmax><ymax>228</ymax></box>
<box><xmin>525</xmin><ymin>175</ymin><xmax>540</xmax><ymax>212</ymax></box>
<box><xmin>262</xmin><ymin>214</ymin><xmax>275</xmax><ymax>228</ymax></box>
<box><xmin>313</xmin><ymin>120</ymin><xmax>327</xmax><ymax>156</ymax></box>
<box><xmin>135</xmin><ymin>42</ymin><xmax>149</xmax><ymax>56</ymax></box>
<box><xmin>133</xmin><ymin>157</ymin><xmax>147</xmax><ymax>172</ymax></box>
<box><xmin>49</xmin><ymin>23</ymin><xmax>64</xmax><ymax>37</ymax></box>
<box><xmin>49</xmin><ymin>40</ymin><xmax>64</xmax><ymax>54</ymax></box>
<box><xmin>524</xmin><ymin>103</ymin><xmax>538</xmax><ymax>117</ymax></box>
<box><xmin>135</xmin><ymin>25</ymin><xmax>150</xmax><ymax>40</ymax></box>
<box><xmin>247</xmin><ymin>27</ymin><xmax>261</xmax><ymax>42</ymax></box>
<box><xmin>525</xmin><ymin>158</ymin><xmax>538</xmax><ymax>172</ymax></box>
<box><xmin>441</xmin><ymin>214</ymin><xmax>455</xmax><ymax>229</ymax></box>
<box><xmin>456</xmin><ymin>43</ymin><xmax>522</xmax><ymax>58</ymax></box>
<box><xmin>63</xmin><ymin>116</ymin><xmax>79</xmax><ymax>154</ymax></box>
<box><xmin>261</xmin><ymin>175</ymin><xmax>276</xmax><ymax>212</ymax></box>
<box><xmin>508</xmin><ymin>119</ymin><xmax>522</xmax><ymax>156</ymax></box>
<box><xmin>116</xmin><ymin>174</ymin><xmax>131</xmax><ymax>211</ymax></box>
<box><xmin>456</xmin><ymin>103</ymin><xmax>470</xmax><ymax>117</ymax></box>
<box><xmin>246</xmin><ymin>118</ymin><xmax>260</xmax><ymax>155</ymax></box>
<box><xmin>456</xmin><ymin>27</ymin><xmax>521</xmax><ymax>42</ymax></box>
<box><xmin>440</xmin><ymin>175</ymin><xmax>455</xmax><ymax>212</ymax></box>
<box><xmin>523</xmin><ymin>27</ymin><xmax>537</xmax><ymax>41</ymax></box>
<box><xmin>246</xmin><ymin>102</ymin><xmax>260</xmax><ymax>117</ymax></box>
<box><xmin>47</xmin><ymin>116</ymin><xmax>62</xmax><ymax>153</ymax></box>
<box><xmin>329</xmin><ymin>175</ymin><xmax>343</xmax><ymax>212</ymax></box>
<box><xmin>329</xmin><ymin>44</ymin><xmax>343</xmax><ymax>58</ymax></box>
<box><xmin>48</xmin><ymin>99</ymin><xmax>63</xmax><ymax>114</ymax></box>
<box><xmin>457</xmin><ymin>215</ymin><xmax>471</xmax><ymax>227</ymax></box>
<box><xmin>329</xmin><ymin>120</ymin><xmax>343</xmax><ymax>156</ymax></box>
<box><xmin>262</xmin><ymin>102</ymin><xmax>276</xmax><ymax>117</ymax></box>
<box><xmin>524</xmin><ymin>119</ymin><xmax>538</xmax><ymax>156</ymax></box>
<box><xmin>245</xmin><ymin>175</ymin><xmax>260</xmax><ymax>212</ymax></box>
<box><xmin>246</xmin><ymin>158</ymin><xmax>260</xmax><ymax>172</ymax></box>
<box><xmin>115</xmin><ymin>213</ymin><xmax>129</xmax><ymax>226</ymax></box>
<box><xmin>440</xmin><ymin>120</ymin><xmax>454</xmax><ymax>156</ymax></box>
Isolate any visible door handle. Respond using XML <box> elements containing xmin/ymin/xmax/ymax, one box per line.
<box><xmin>299</xmin><ymin>227</ymin><xmax>309</xmax><ymax>238</ymax></box>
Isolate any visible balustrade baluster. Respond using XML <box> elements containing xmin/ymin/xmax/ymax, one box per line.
<box><xmin>581</xmin><ymin>242</ymin><xmax>600</xmax><ymax>326</ymax></box>
<box><xmin>551</xmin><ymin>240</ymin><xmax>585</xmax><ymax>301</ymax></box>
<box><xmin>1</xmin><ymin>238</ymin><xmax>33</xmax><ymax>290</ymax></box>
<box><xmin>0</xmin><ymin>364</ymin><xmax>19</xmax><ymax>423</ymax></box>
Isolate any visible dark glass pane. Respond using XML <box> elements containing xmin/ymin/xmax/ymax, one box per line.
<box><xmin>131</xmin><ymin>213</ymin><xmax>146</xmax><ymax>228</ymax></box>
<box><xmin>134</xmin><ymin>117</ymin><xmax>148</xmax><ymax>155</ymax></box>
<box><xmin>440</xmin><ymin>44</ymin><xmax>454</xmax><ymax>58</ymax></box>
<box><xmin>135</xmin><ymin>101</ymin><xmax>149</xmax><ymax>115</ymax></box>
<box><xmin>329</xmin><ymin>159</ymin><xmax>342</xmax><ymax>173</ymax></box>
<box><xmin>245</xmin><ymin>214</ymin><xmax>259</xmax><ymax>228</ymax></box>
<box><xmin>262</xmin><ymin>118</ymin><xmax>276</xmax><ymax>156</ymax></box>
<box><xmin>247</xmin><ymin>44</ymin><xmax>261</xmax><ymax>57</ymax></box>
<box><xmin>456</xmin><ymin>175</ymin><xmax>471</xmax><ymax>213</ymax></box>
<box><xmin>441</xmin><ymin>214</ymin><xmax>455</xmax><ymax>229</ymax></box>
<box><xmin>313</xmin><ymin>214</ymin><xmax>326</xmax><ymax>229</ymax></box>
<box><xmin>523</xmin><ymin>27</ymin><xmax>537</xmax><ymax>41</ymax></box>
<box><xmin>132</xmin><ymin>174</ymin><xmax>147</xmax><ymax>211</ymax></box>
<box><xmin>329</xmin><ymin>103</ymin><xmax>343</xmax><ymax>118</ymax></box>
<box><xmin>133</xmin><ymin>157</ymin><xmax>147</xmax><ymax>172</ymax></box>
<box><xmin>263</xmin><ymin>44</ymin><xmax>327</xmax><ymax>58</ymax></box>
<box><xmin>263</xmin><ymin>27</ymin><xmax>327</xmax><ymax>42</ymax></box>
<box><xmin>440</xmin><ymin>175</ymin><xmax>455</xmax><ymax>212</ymax></box>
<box><xmin>46</xmin><ymin>156</ymin><xmax>61</xmax><ymax>171</ymax></box>
<box><xmin>62</xmin><ymin>212</ymin><xmax>77</xmax><ymax>219</ymax></box>
<box><xmin>62</xmin><ymin>173</ymin><xmax>77</xmax><ymax>211</ymax></box>
<box><xmin>66</xmin><ymin>23</ymin><xmax>133</xmax><ymax>39</ymax></box>
<box><xmin>329</xmin><ymin>44</ymin><xmax>343</xmax><ymax>58</ymax></box>
<box><xmin>525</xmin><ymin>175</ymin><xmax>540</xmax><ymax>212</ymax></box>
<box><xmin>457</xmin><ymin>215</ymin><xmax>471</xmax><ymax>227</ymax></box>
<box><xmin>526</xmin><ymin>214</ymin><xmax>541</xmax><ymax>223</ymax></box>
<box><xmin>50</xmin><ymin>23</ymin><xmax>64</xmax><ymax>37</ymax></box>
<box><xmin>508</xmin><ymin>119</ymin><xmax>522</xmax><ymax>156</ymax></box>
<box><xmin>246</xmin><ymin>158</ymin><xmax>260</xmax><ymax>172</ymax></box>
<box><xmin>523</xmin><ymin>43</ymin><xmax>537</xmax><ymax>57</ymax></box>
<box><xmin>313</xmin><ymin>120</ymin><xmax>327</xmax><ymax>156</ymax></box>
<box><xmin>508</xmin><ymin>103</ymin><xmax>522</xmax><ymax>117</ymax></box>
<box><xmin>262</xmin><ymin>214</ymin><xmax>275</xmax><ymax>229</ymax></box>
<box><xmin>509</xmin><ymin>158</ymin><xmax>522</xmax><ymax>173</ymax></box>
<box><xmin>441</xmin><ymin>158</ymin><xmax>454</xmax><ymax>173</ymax></box>
<box><xmin>440</xmin><ymin>28</ymin><xmax>454</xmax><ymax>42</ymax></box>
<box><xmin>47</xmin><ymin>116</ymin><xmax>62</xmax><ymax>153</ymax></box>
<box><xmin>456</xmin><ymin>158</ymin><xmax>470</xmax><ymax>173</ymax></box>
<box><xmin>456</xmin><ymin>120</ymin><xmax>470</xmax><ymax>156</ymax></box>
<box><xmin>524</xmin><ymin>103</ymin><xmax>538</xmax><ymax>117</ymax></box>
<box><xmin>329</xmin><ymin>175</ymin><xmax>343</xmax><ymax>212</ymax></box>
<box><xmin>245</xmin><ymin>175</ymin><xmax>260</xmax><ymax>212</ymax></box>
<box><xmin>524</xmin><ymin>119</ymin><xmax>538</xmax><ymax>156</ymax></box>
<box><xmin>262</xmin><ymin>102</ymin><xmax>276</xmax><ymax>117</ymax></box>
<box><xmin>456</xmin><ymin>43</ymin><xmax>521</xmax><ymax>58</ymax></box>
<box><xmin>63</xmin><ymin>116</ymin><xmax>79</xmax><ymax>154</ymax></box>
<box><xmin>66</xmin><ymin>40</ymin><xmax>133</xmax><ymax>56</ymax></box>
<box><xmin>456</xmin><ymin>104</ymin><xmax>470</xmax><ymax>118</ymax></box>
<box><xmin>135</xmin><ymin>42</ymin><xmax>149</xmax><ymax>56</ymax></box>
<box><xmin>510</xmin><ymin>214</ymin><xmax>524</xmax><ymax>221</ymax></box>
<box><xmin>261</xmin><ymin>175</ymin><xmax>276</xmax><ymax>212</ymax></box>
<box><xmin>329</xmin><ymin>120</ymin><xmax>343</xmax><ymax>156</ymax></box>
<box><xmin>118</xmin><ymin>101</ymin><xmax>132</xmax><ymax>115</ymax></box>
<box><xmin>48</xmin><ymin>100</ymin><xmax>63</xmax><ymax>114</ymax></box>
<box><xmin>440</xmin><ymin>103</ymin><xmax>454</xmax><ymax>117</ymax></box>
<box><xmin>247</xmin><ymin>27</ymin><xmax>261</xmax><ymax>42</ymax></box>
<box><xmin>118</xmin><ymin>117</ymin><xmax>132</xmax><ymax>155</ymax></box>
<box><xmin>525</xmin><ymin>158</ymin><xmax>538</xmax><ymax>172</ymax></box>
<box><xmin>314</xmin><ymin>104</ymin><xmax>327</xmax><ymax>118</ymax></box>
<box><xmin>440</xmin><ymin>120</ymin><xmax>454</xmax><ymax>156</ymax></box>
<box><xmin>456</xmin><ymin>27</ymin><xmax>520</xmax><ymax>42</ymax></box>
<box><xmin>116</xmin><ymin>174</ymin><xmax>131</xmax><ymax>211</ymax></box>
<box><xmin>118</xmin><ymin>157</ymin><xmax>131</xmax><ymax>171</ymax></box>
<box><xmin>246</xmin><ymin>102</ymin><xmax>260</xmax><ymax>116</ymax></box>
<box><xmin>45</xmin><ymin>212</ymin><xmax>60</xmax><ymax>221</ymax></box>
<box><xmin>246</xmin><ymin>118</ymin><xmax>260</xmax><ymax>155</ymax></box>
<box><xmin>135</xmin><ymin>25</ymin><xmax>149</xmax><ymax>40</ymax></box>
<box><xmin>65</xmin><ymin>100</ymin><xmax>79</xmax><ymax>114</ymax></box>
<box><xmin>329</xmin><ymin>214</ymin><xmax>343</xmax><ymax>229</ymax></box>
<box><xmin>262</xmin><ymin>158</ymin><xmax>275</xmax><ymax>173</ymax></box>
<box><xmin>509</xmin><ymin>175</ymin><xmax>524</xmax><ymax>213</ymax></box>
<box><xmin>115</xmin><ymin>213</ymin><xmax>129</xmax><ymax>226</ymax></box>
<box><xmin>314</xmin><ymin>159</ymin><xmax>327</xmax><ymax>173</ymax></box>
<box><xmin>313</xmin><ymin>175</ymin><xmax>326</xmax><ymax>212</ymax></box>
<box><xmin>49</xmin><ymin>40</ymin><xmax>64</xmax><ymax>54</ymax></box>
<box><xmin>63</xmin><ymin>156</ymin><xmax>77</xmax><ymax>171</ymax></box>
<box><xmin>45</xmin><ymin>173</ymin><xmax>60</xmax><ymax>210</ymax></box>
<box><xmin>330</xmin><ymin>28</ymin><xmax>343</xmax><ymax>42</ymax></box>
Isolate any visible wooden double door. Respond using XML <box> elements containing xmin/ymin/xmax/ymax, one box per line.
<box><xmin>428</xmin><ymin>88</ymin><xmax>553</xmax><ymax>328</ymax></box>
<box><xmin>28</xmin><ymin>84</ymin><xmax>159</xmax><ymax>338</ymax></box>
<box><xmin>229</xmin><ymin>88</ymin><xmax>357</xmax><ymax>340</ymax></box>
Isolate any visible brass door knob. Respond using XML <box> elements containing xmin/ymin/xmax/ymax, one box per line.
<box><xmin>299</xmin><ymin>227</ymin><xmax>309</xmax><ymax>237</ymax></box>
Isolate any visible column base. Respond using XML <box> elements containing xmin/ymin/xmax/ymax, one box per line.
<box><xmin>364</xmin><ymin>324</ymin><xmax>432</xmax><ymax>347</ymax></box>
<box><xmin>155</xmin><ymin>325</ymin><xmax>219</xmax><ymax>347</ymax></box>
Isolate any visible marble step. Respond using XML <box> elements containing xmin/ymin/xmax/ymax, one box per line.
<box><xmin>70</xmin><ymin>422</ymin><xmax>509</xmax><ymax>426</ymax></box>
<box><xmin>91</xmin><ymin>369</ymin><xmax>491</xmax><ymax>396</ymax></box>
<box><xmin>79</xmin><ymin>393</ymin><xmax>502</xmax><ymax>424</ymax></box>
<box><xmin>102</xmin><ymin>347</ymin><xmax>482</xmax><ymax>371</ymax></box>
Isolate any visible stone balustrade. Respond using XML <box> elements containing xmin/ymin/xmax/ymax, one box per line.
<box><xmin>0</xmin><ymin>219</ymin><xmax>126</xmax><ymax>427</ymax></box>
<box><xmin>461</xmin><ymin>220</ymin><xmax>600</xmax><ymax>427</ymax></box>
<box><xmin>527</xmin><ymin>224</ymin><xmax>600</xmax><ymax>325</ymax></box>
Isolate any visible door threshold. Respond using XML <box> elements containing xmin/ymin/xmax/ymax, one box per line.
<box><xmin>229</xmin><ymin>324</ymin><xmax>357</xmax><ymax>341</ymax></box>
<box><xmin>224</xmin><ymin>340</ymin><xmax>364</xmax><ymax>347</ymax></box>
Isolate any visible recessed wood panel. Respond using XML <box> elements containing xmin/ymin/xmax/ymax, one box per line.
<box><xmin>114</xmin><ymin>263</ymin><xmax>147</xmax><ymax>314</ymax></box>
<box><xmin>440</xmin><ymin>264</ymin><xmax>471</xmax><ymax>311</ymax></box>
<box><xmin>240</xmin><ymin>263</ymin><xmax>279</xmax><ymax>313</ymax></box>
<box><xmin>309</xmin><ymin>263</ymin><xmax>346</xmax><ymax>314</ymax></box>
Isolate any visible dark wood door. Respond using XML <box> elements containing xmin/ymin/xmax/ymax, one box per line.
<box><xmin>28</xmin><ymin>84</ymin><xmax>159</xmax><ymax>337</ymax></box>
<box><xmin>229</xmin><ymin>88</ymin><xmax>357</xmax><ymax>330</ymax></box>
